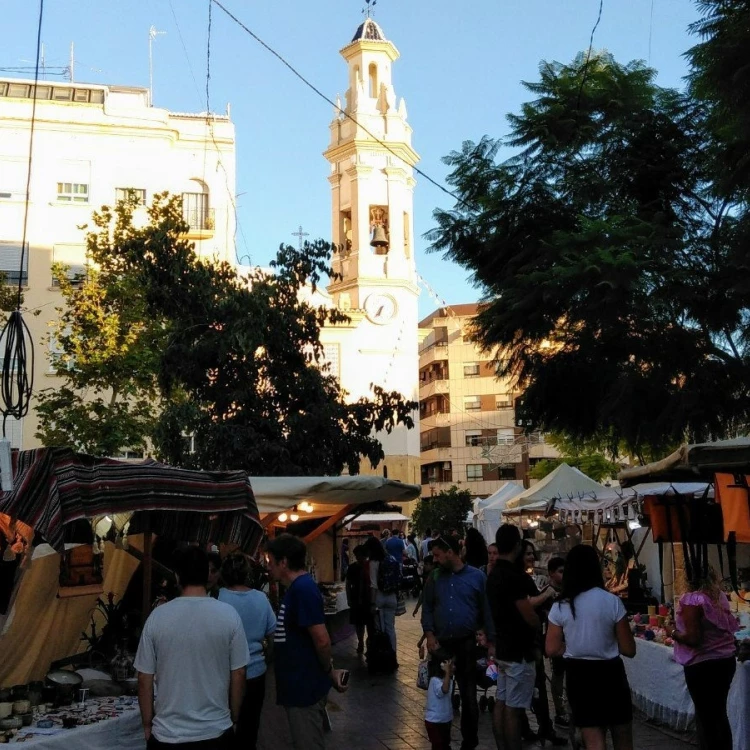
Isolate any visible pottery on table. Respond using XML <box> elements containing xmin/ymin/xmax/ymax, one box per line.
<box><xmin>12</xmin><ymin>700</ymin><xmax>30</xmax><ymax>715</ymax></box>
<box><xmin>0</xmin><ymin>716</ymin><xmax>21</xmax><ymax>730</ymax></box>
<box><xmin>19</xmin><ymin>713</ymin><xmax>32</xmax><ymax>727</ymax></box>
<box><xmin>0</xmin><ymin>705</ymin><xmax>10</xmax><ymax>720</ymax></box>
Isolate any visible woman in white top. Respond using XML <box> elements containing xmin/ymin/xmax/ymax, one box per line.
<box><xmin>546</xmin><ymin>544</ymin><xmax>636</xmax><ymax>750</ymax></box>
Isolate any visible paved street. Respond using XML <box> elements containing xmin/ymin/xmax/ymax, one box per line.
<box><xmin>257</xmin><ymin>599</ymin><xmax>696</xmax><ymax>749</ymax></box>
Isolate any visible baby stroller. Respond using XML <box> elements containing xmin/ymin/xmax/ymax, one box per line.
<box><xmin>401</xmin><ymin>558</ymin><xmax>420</xmax><ymax>597</ymax></box>
<box><xmin>450</xmin><ymin>655</ymin><xmax>497</xmax><ymax>713</ymax></box>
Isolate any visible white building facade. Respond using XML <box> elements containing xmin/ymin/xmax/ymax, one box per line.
<box><xmin>0</xmin><ymin>78</ymin><xmax>236</xmax><ymax>449</ymax></box>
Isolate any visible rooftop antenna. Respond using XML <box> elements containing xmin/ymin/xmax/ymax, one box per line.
<box><xmin>363</xmin><ymin>0</ymin><xmax>377</xmax><ymax>18</ymax></box>
<box><xmin>68</xmin><ymin>41</ymin><xmax>74</xmax><ymax>82</ymax></box>
<box><xmin>40</xmin><ymin>42</ymin><xmax>45</xmax><ymax>79</ymax></box>
<box><xmin>148</xmin><ymin>25</ymin><xmax>166</xmax><ymax>106</ymax></box>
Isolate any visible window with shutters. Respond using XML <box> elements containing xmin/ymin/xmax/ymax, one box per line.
<box><xmin>0</xmin><ymin>242</ymin><xmax>29</xmax><ymax>286</ymax></box>
<box><xmin>52</xmin><ymin>244</ymin><xmax>87</xmax><ymax>287</ymax></box>
<box><xmin>465</xmin><ymin>430</ymin><xmax>482</xmax><ymax>447</ymax></box>
<box><xmin>466</xmin><ymin>464</ymin><xmax>483</xmax><ymax>481</ymax></box>
<box><xmin>463</xmin><ymin>395</ymin><xmax>481</xmax><ymax>411</ymax></box>
<box><xmin>463</xmin><ymin>362</ymin><xmax>480</xmax><ymax>377</ymax></box>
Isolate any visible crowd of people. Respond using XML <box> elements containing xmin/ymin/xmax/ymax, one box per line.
<box><xmin>132</xmin><ymin>522</ymin><xmax>737</xmax><ymax>750</ymax></box>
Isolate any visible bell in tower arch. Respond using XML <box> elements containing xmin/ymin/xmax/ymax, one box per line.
<box><xmin>370</xmin><ymin>206</ymin><xmax>390</xmax><ymax>255</ymax></box>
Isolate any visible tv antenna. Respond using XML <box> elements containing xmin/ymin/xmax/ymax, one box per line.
<box><xmin>148</xmin><ymin>25</ymin><xmax>166</xmax><ymax>106</ymax></box>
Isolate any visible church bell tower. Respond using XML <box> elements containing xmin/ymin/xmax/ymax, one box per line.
<box><xmin>323</xmin><ymin>17</ymin><xmax>421</xmax><ymax>486</ymax></box>
<box><xmin>324</xmin><ymin>17</ymin><xmax>420</xmax><ymax>313</ymax></box>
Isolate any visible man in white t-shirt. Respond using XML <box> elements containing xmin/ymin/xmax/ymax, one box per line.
<box><xmin>135</xmin><ymin>547</ymin><xmax>250</xmax><ymax>748</ymax></box>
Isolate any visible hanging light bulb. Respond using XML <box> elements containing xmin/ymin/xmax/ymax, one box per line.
<box><xmin>290</xmin><ymin>505</ymin><xmax>300</xmax><ymax>523</ymax></box>
<box><xmin>278</xmin><ymin>512</ymin><xmax>288</xmax><ymax>523</ymax></box>
<box><xmin>304</xmin><ymin>502</ymin><xmax>314</xmax><ymax>514</ymax></box>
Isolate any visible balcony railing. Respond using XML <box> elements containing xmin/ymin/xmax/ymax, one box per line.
<box><xmin>183</xmin><ymin>206</ymin><xmax>215</xmax><ymax>232</ymax></box>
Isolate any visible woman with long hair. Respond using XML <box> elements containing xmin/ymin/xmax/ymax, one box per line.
<box><xmin>670</xmin><ymin>567</ymin><xmax>738</xmax><ymax>750</ymax></box>
<box><xmin>364</xmin><ymin>535</ymin><xmax>398</xmax><ymax>655</ymax></box>
<box><xmin>464</xmin><ymin>527</ymin><xmax>489</xmax><ymax>569</ymax></box>
<box><xmin>546</xmin><ymin>544</ymin><xmax>636</xmax><ymax>750</ymax></box>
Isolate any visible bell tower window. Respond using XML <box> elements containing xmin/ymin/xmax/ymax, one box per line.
<box><xmin>368</xmin><ymin>63</ymin><xmax>378</xmax><ymax>98</ymax></box>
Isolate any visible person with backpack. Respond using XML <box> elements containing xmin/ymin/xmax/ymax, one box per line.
<box><xmin>364</xmin><ymin>535</ymin><xmax>401</xmax><ymax>658</ymax></box>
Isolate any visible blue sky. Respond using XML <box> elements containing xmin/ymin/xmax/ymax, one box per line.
<box><xmin>5</xmin><ymin>0</ymin><xmax>700</xmax><ymax>316</ymax></box>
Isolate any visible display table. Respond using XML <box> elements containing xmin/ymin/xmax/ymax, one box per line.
<box><xmin>623</xmin><ymin>638</ymin><xmax>750</xmax><ymax>750</ymax></box>
<box><xmin>9</xmin><ymin>697</ymin><xmax>145</xmax><ymax>749</ymax></box>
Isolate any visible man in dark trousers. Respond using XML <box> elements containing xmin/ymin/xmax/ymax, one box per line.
<box><xmin>421</xmin><ymin>535</ymin><xmax>495</xmax><ymax>750</ymax></box>
<box><xmin>267</xmin><ymin>534</ymin><xmax>349</xmax><ymax>750</ymax></box>
<box><xmin>487</xmin><ymin>524</ymin><xmax>540</xmax><ymax>750</ymax></box>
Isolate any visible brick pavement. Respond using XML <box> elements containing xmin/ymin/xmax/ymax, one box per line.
<box><xmin>257</xmin><ymin>599</ymin><xmax>696</xmax><ymax>749</ymax></box>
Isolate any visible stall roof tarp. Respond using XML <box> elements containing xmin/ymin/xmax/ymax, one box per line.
<box><xmin>0</xmin><ymin>448</ymin><xmax>263</xmax><ymax>553</ymax></box>
<box><xmin>474</xmin><ymin>482</ymin><xmax>525</xmax><ymax>544</ymax></box>
<box><xmin>345</xmin><ymin>512</ymin><xmax>410</xmax><ymax>525</ymax></box>
<box><xmin>249</xmin><ymin>475</ymin><xmax>421</xmax><ymax>515</ymax></box>
<box><xmin>504</xmin><ymin>463</ymin><xmax>605</xmax><ymax>511</ymax></box>
<box><xmin>619</xmin><ymin>437</ymin><xmax>750</xmax><ymax>486</ymax></box>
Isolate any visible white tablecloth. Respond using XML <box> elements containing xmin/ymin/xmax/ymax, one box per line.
<box><xmin>10</xmin><ymin>702</ymin><xmax>145</xmax><ymax>749</ymax></box>
<box><xmin>623</xmin><ymin>638</ymin><xmax>750</xmax><ymax>750</ymax></box>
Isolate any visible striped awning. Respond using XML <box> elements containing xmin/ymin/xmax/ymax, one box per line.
<box><xmin>0</xmin><ymin>448</ymin><xmax>262</xmax><ymax>554</ymax></box>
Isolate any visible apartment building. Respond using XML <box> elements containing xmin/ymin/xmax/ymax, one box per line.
<box><xmin>418</xmin><ymin>304</ymin><xmax>558</xmax><ymax>498</ymax></box>
<box><xmin>0</xmin><ymin>77</ymin><xmax>236</xmax><ymax>450</ymax></box>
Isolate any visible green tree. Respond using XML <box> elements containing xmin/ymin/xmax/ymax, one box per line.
<box><xmin>35</xmin><ymin>196</ymin><xmax>165</xmax><ymax>455</ymax></box>
<box><xmin>410</xmin><ymin>486</ymin><xmax>473</xmax><ymax>537</ymax></box>
<box><xmin>688</xmin><ymin>0</ymin><xmax>750</xmax><ymax>197</ymax></box>
<box><xmin>428</xmin><ymin>52</ymin><xmax>750</xmax><ymax>460</ymax></box>
<box><xmin>37</xmin><ymin>193</ymin><xmax>416</xmax><ymax>475</ymax></box>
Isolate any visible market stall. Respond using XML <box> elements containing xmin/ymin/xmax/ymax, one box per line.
<box><xmin>0</xmin><ymin>447</ymin><xmax>263</xmax><ymax>723</ymax></box>
<box><xmin>616</xmin><ymin>439</ymin><xmax>750</xmax><ymax>748</ymax></box>
<box><xmin>623</xmin><ymin>637</ymin><xmax>750</xmax><ymax>750</ymax></box>
<box><xmin>473</xmin><ymin>482</ymin><xmax>524</xmax><ymax>545</ymax></box>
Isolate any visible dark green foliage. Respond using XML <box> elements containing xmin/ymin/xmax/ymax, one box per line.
<box><xmin>428</xmin><ymin>52</ymin><xmax>750</xmax><ymax>459</ymax></box>
<box><xmin>37</xmin><ymin>193</ymin><xmax>415</xmax><ymax>474</ymax></box>
<box><xmin>410</xmin><ymin>486</ymin><xmax>473</xmax><ymax>537</ymax></box>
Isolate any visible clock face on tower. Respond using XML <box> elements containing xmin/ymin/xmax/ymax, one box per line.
<box><xmin>364</xmin><ymin>293</ymin><xmax>398</xmax><ymax>325</ymax></box>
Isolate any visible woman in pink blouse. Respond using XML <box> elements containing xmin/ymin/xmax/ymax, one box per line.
<box><xmin>670</xmin><ymin>568</ymin><xmax>738</xmax><ymax>750</ymax></box>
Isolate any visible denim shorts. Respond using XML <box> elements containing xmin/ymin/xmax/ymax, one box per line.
<box><xmin>495</xmin><ymin>658</ymin><xmax>536</xmax><ymax>709</ymax></box>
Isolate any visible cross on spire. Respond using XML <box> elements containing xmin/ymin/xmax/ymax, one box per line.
<box><xmin>363</xmin><ymin>0</ymin><xmax>377</xmax><ymax>18</ymax></box>
<box><xmin>292</xmin><ymin>225</ymin><xmax>310</xmax><ymax>250</ymax></box>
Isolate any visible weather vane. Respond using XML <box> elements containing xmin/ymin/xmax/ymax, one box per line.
<box><xmin>363</xmin><ymin>0</ymin><xmax>377</xmax><ymax>18</ymax></box>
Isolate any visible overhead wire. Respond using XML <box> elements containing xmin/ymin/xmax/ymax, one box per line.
<box><xmin>166</xmin><ymin>0</ymin><xmax>252</xmax><ymax>264</ymax></box>
<box><xmin>0</xmin><ymin>0</ymin><xmax>43</xmax><ymax>431</ymax></box>
<box><xmin>576</xmin><ymin>0</ymin><xmax>605</xmax><ymax>112</ymax></box>
<box><xmin>210</xmin><ymin>0</ymin><xmax>469</xmax><ymax>211</ymax></box>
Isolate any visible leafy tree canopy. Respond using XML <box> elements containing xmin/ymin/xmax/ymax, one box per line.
<box><xmin>428</xmin><ymin>52</ymin><xmax>750</xmax><ymax>460</ymax></box>
<box><xmin>37</xmin><ymin>194</ymin><xmax>416</xmax><ymax>474</ymax></box>
<box><xmin>410</xmin><ymin>485</ymin><xmax>473</xmax><ymax>537</ymax></box>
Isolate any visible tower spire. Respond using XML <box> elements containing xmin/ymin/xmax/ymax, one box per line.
<box><xmin>363</xmin><ymin>0</ymin><xmax>377</xmax><ymax>18</ymax></box>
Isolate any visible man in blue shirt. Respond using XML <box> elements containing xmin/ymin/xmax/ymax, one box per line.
<box><xmin>267</xmin><ymin>534</ymin><xmax>349</xmax><ymax>750</ymax></box>
<box><xmin>384</xmin><ymin>529</ymin><xmax>406</xmax><ymax>566</ymax></box>
<box><xmin>422</xmin><ymin>536</ymin><xmax>495</xmax><ymax>750</ymax></box>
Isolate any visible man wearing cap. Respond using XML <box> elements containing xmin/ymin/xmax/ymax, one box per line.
<box><xmin>421</xmin><ymin>535</ymin><xmax>495</xmax><ymax>750</ymax></box>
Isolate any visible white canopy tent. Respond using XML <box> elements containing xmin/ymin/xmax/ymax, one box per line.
<box><xmin>473</xmin><ymin>482</ymin><xmax>525</xmax><ymax>544</ymax></box>
<box><xmin>504</xmin><ymin>463</ymin><xmax>606</xmax><ymax>512</ymax></box>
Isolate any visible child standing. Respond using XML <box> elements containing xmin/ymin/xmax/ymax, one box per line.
<box><xmin>424</xmin><ymin>649</ymin><xmax>454</xmax><ymax>750</ymax></box>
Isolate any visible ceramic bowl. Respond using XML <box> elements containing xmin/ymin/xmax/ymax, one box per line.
<box><xmin>0</xmin><ymin>705</ymin><xmax>10</xmax><ymax>720</ymax></box>
<box><xmin>12</xmin><ymin>700</ymin><xmax>30</xmax><ymax>715</ymax></box>
<box><xmin>19</xmin><ymin>713</ymin><xmax>32</xmax><ymax>727</ymax></box>
<box><xmin>0</xmin><ymin>716</ymin><xmax>22</xmax><ymax>730</ymax></box>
